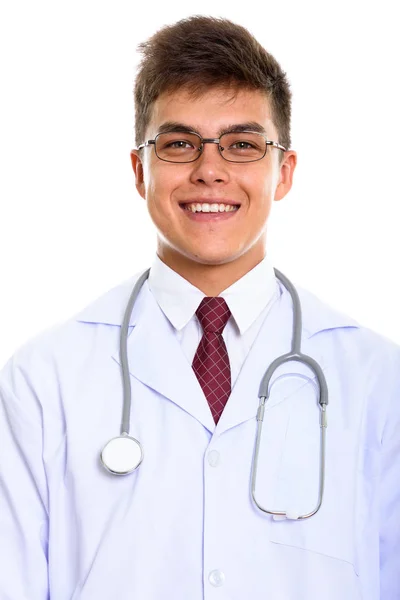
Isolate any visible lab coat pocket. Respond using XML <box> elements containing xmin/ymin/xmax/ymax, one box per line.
<box><xmin>268</xmin><ymin>410</ymin><xmax>359</xmax><ymax>574</ymax></box>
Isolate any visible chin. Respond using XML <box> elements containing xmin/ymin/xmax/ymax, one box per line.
<box><xmin>186</xmin><ymin>250</ymin><xmax>241</xmax><ymax>266</ymax></box>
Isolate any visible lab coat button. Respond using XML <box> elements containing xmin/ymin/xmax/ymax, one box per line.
<box><xmin>207</xmin><ymin>450</ymin><xmax>220</xmax><ymax>467</ymax></box>
<box><xmin>209</xmin><ymin>569</ymin><xmax>225</xmax><ymax>587</ymax></box>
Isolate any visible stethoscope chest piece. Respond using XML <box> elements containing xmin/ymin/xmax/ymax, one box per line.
<box><xmin>100</xmin><ymin>435</ymin><xmax>143</xmax><ymax>475</ymax></box>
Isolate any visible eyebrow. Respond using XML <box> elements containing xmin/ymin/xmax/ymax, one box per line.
<box><xmin>155</xmin><ymin>121</ymin><xmax>268</xmax><ymax>137</ymax></box>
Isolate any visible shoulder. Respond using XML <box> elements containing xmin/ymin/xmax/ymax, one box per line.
<box><xmin>0</xmin><ymin>270</ymin><xmax>148</xmax><ymax>395</ymax></box>
<box><xmin>294</xmin><ymin>282</ymin><xmax>400</xmax><ymax>373</ymax></box>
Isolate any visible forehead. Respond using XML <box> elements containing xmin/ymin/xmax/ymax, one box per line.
<box><xmin>147</xmin><ymin>86</ymin><xmax>275</xmax><ymax>137</ymax></box>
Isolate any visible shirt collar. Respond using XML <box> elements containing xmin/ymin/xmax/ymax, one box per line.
<box><xmin>148</xmin><ymin>254</ymin><xmax>279</xmax><ymax>335</ymax></box>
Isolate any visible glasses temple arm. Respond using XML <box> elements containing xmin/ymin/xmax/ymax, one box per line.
<box><xmin>266</xmin><ymin>141</ymin><xmax>287</xmax><ymax>152</ymax></box>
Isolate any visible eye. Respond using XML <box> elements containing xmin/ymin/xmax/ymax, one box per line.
<box><xmin>165</xmin><ymin>140</ymin><xmax>195</xmax><ymax>149</ymax></box>
<box><xmin>230</xmin><ymin>141</ymin><xmax>256</xmax><ymax>150</ymax></box>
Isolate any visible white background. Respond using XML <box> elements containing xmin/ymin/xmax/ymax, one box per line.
<box><xmin>1</xmin><ymin>0</ymin><xmax>399</xmax><ymax>365</ymax></box>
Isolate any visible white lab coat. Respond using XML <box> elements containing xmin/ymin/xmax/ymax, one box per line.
<box><xmin>0</xmin><ymin>271</ymin><xmax>399</xmax><ymax>599</ymax></box>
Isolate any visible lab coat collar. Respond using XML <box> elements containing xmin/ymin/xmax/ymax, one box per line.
<box><xmin>75</xmin><ymin>268</ymin><xmax>359</xmax><ymax>338</ymax></box>
<box><xmin>75</xmin><ymin>270</ymin><xmax>360</xmax><ymax>434</ymax></box>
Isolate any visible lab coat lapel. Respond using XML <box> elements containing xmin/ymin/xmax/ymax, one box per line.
<box><xmin>216</xmin><ymin>285</ymin><xmax>328</xmax><ymax>433</ymax></box>
<box><xmin>111</xmin><ymin>283</ymin><xmax>215</xmax><ymax>432</ymax></box>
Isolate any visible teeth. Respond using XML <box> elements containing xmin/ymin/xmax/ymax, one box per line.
<box><xmin>184</xmin><ymin>202</ymin><xmax>238</xmax><ymax>213</ymax></box>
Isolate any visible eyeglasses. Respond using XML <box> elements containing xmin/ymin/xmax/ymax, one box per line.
<box><xmin>136</xmin><ymin>131</ymin><xmax>287</xmax><ymax>163</ymax></box>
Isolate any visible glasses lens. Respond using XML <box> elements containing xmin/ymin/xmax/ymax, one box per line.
<box><xmin>155</xmin><ymin>132</ymin><xmax>201</xmax><ymax>162</ymax></box>
<box><xmin>220</xmin><ymin>132</ymin><xmax>266</xmax><ymax>162</ymax></box>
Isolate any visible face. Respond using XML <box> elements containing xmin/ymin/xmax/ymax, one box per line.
<box><xmin>131</xmin><ymin>86</ymin><xmax>297</xmax><ymax>275</ymax></box>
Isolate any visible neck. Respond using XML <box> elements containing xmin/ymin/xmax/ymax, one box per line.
<box><xmin>157</xmin><ymin>243</ymin><xmax>266</xmax><ymax>296</ymax></box>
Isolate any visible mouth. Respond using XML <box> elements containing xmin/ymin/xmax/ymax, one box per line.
<box><xmin>178</xmin><ymin>201</ymin><xmax>241</xmax><ymax>222</ymax></box>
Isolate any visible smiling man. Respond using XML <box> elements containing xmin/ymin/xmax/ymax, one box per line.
<box><xmin>0</xmin><ymin>15</ymin><xmax>400</xmax><ymax>600</ymax></box>
<box><xmin>130</xmin><ymin>84</ymin><xmax>295</xmax><ymax>294</ymax></box>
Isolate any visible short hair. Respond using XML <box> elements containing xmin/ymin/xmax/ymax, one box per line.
<box><xmin>134</xmin><ymin>15</ymin><xmax>292</xmax><ymax>164</ymax></box>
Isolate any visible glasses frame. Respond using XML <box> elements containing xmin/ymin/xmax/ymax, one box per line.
<box><xmin>136</xmin><ymin>130</ymin><xmax>288</xmax><ymax>164</ymax></box>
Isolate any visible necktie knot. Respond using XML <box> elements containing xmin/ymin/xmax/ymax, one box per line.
<box><xmin>195</xmin><ymin>297</ymin><xmax>231</xmax><ymax>335</ymax></box>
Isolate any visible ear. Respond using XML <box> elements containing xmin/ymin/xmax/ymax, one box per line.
<box><xmin>274</xmin><ymin>151</ymin><xmax>297</xmax><ymax>202</ymax></box>
<box><xmin>130</xmin><ymin>150</ymin><xmax>146</xmax><ymax>199</ymax></box>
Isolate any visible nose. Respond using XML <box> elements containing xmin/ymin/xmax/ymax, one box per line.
<box><xmin>189</xmin><ymin>141</ymin><xmax>230</xmax><ymax>185</ymax></box>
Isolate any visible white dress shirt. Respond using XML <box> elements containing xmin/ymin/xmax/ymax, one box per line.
<box><xmin>148</xmin><ymin>253</ymin><xmax>280</xmax><ymax>387</ymax></box>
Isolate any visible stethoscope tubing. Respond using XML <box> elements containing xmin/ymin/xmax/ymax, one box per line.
<box><xmin>120</xmin><ymin>268</ymin><xmax>151</xmax><ymax>436</ymax></box>
<box><xmin>252</xmin><ymin>268</ymin><xmax>328</xmax><ymax>519</ymax></box>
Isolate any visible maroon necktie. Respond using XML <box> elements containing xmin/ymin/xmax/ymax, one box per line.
<box><xmin>192</xmin><ymin>297</ymin><xmax>232</xmax><ymax>424</ymax></box>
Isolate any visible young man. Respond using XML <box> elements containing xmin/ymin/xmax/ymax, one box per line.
<box><xmin>0</xmin><ymin>15</ymin><xmax>399</xmax><ymax>600</ymax></box>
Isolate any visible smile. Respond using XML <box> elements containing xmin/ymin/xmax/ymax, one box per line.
<box><xmin>180</xmin><ymin>203</ymin><xmax>240</xmax><ymax>213</ymax></box>
<box><xmin>179</xmin><ymin>203</ymin><xmax>240</xmax><ymax>222</ymax></box>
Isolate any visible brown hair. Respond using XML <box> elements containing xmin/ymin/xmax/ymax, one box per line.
<box><xmin>134</xmin><ymin>15</ymin><xmax>292</xmax><ymax>163</ymax></box>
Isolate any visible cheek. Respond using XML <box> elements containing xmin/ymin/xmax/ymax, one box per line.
<box><xmin>240</xmin><ymin>170</ymin><xmax>273</xmax><ymax>203</ymax></box>
<box><xmin>143</xmin><ymin>161</ymin><xmax>186</xmax><ymax>204</ymax></box>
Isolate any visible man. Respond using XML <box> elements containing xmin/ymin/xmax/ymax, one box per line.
<box><xmin>0</xmin><ymin>15</ymin><xmax>399</xmax><ymax>600</ymax></box>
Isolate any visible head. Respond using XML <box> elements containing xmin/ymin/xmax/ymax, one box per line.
<box><xmin>131</xmin><ymin>15</ymin><xmax>297</xmax><ymax>281</ymax></box>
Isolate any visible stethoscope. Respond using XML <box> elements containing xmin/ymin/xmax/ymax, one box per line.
<box><xmin>100</xmin><ymin>268</ymin><xmax>328</xmax><ymax>520</ymax></box>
